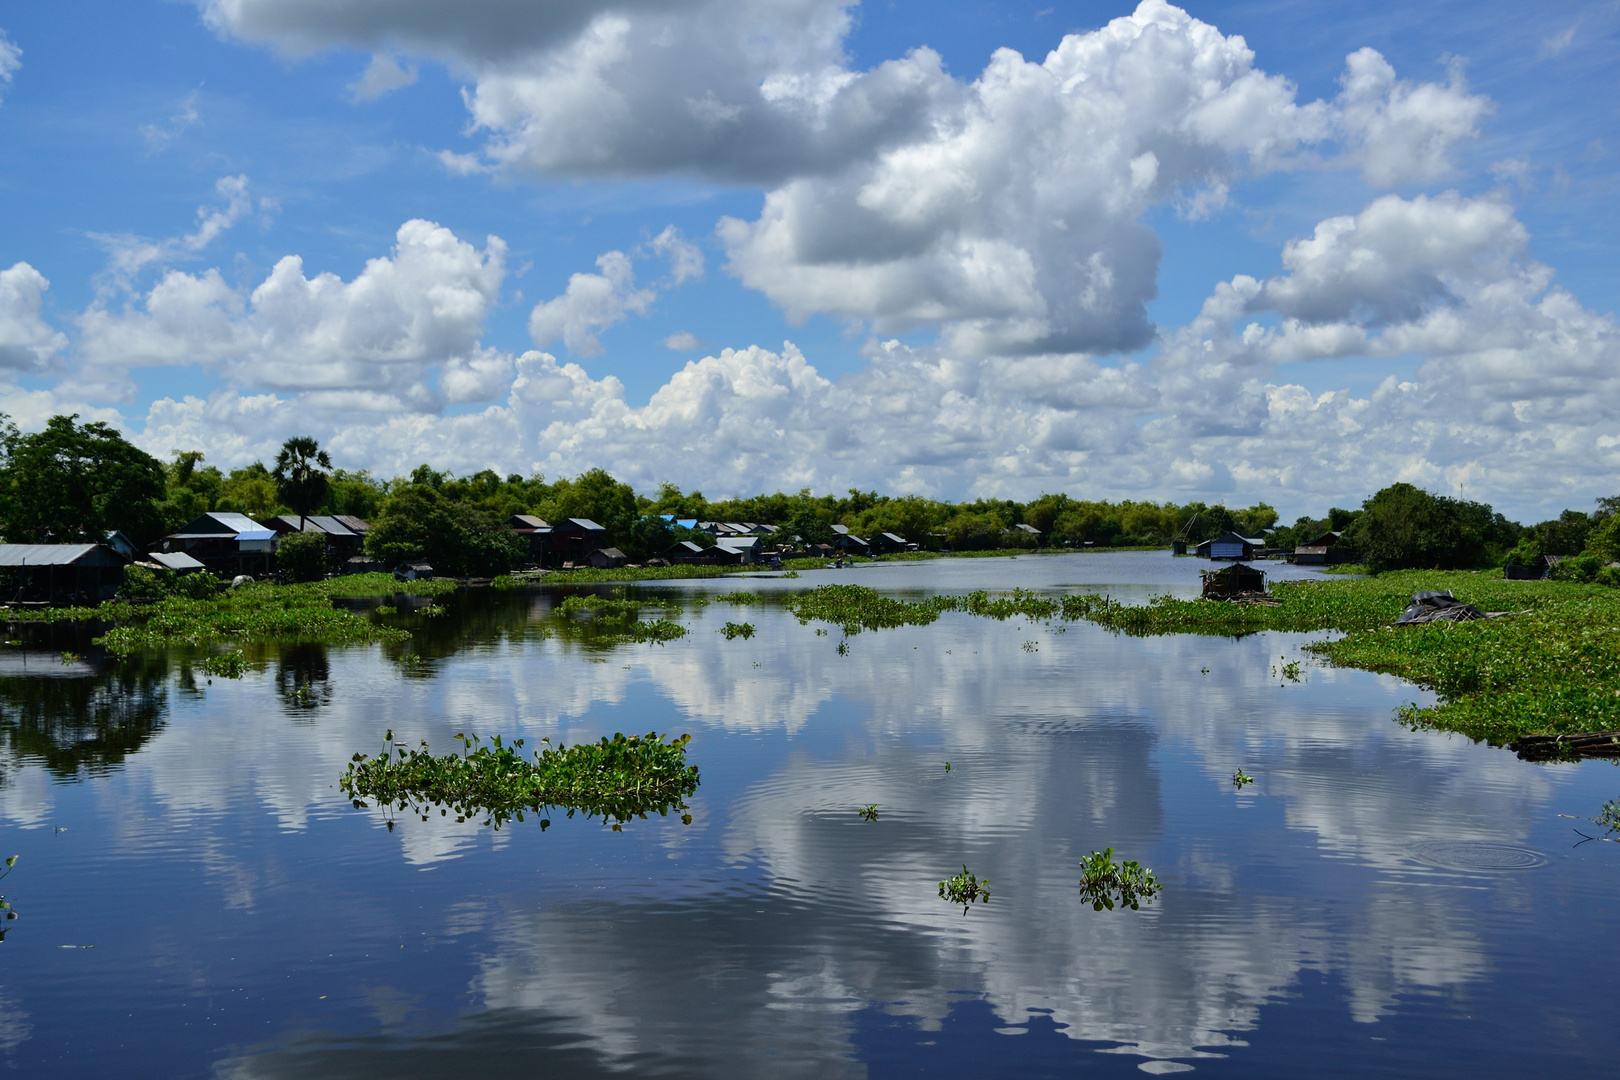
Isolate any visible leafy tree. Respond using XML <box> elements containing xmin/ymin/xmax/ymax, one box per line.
<box><xmin>216</xmin><ymin>463</ymin><xmax>281</xmax><ymax>521</ymax></box>
<box><xmin>944</xmin><ymin>513</ymin><xmax>1003</xmax><ymax>551</ymax></box>
<box><xmin>540</xmin><ymin>468</ymin><xmax>639</xmax><ymax>544</ymax></box>
<box><xmin>1342</xmin><ymin>483</ymin><xmax>1515</xmax><ymax>572</ymax></box>
<box><xmin>272</xmin><ymin>437</ymin><xmax>332</xmax><ymax>530</ymax></box>
<box><xmin>0</xmin><ymin>413</ymin><xmax>167</xmax><ymax>543</ymax></box>
<box><xmin>277</xmin><ymin>530</ymin><xmax>329</xmax><ymax>583</ymax></box>
<box><xmin>364</xmin><ymin>485</ymin><xmax>523</xmax><ymax>577</ymax></box>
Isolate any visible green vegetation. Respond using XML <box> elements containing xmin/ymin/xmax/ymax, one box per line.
<box><xmin>0</xmin><ymin>854</ymin><xmax>17</xmax><ymax>933</ymax></box>
<box><xmin>858</xmin><ymin>804</ymin><xmax>879</xmax><ymax>822</ymax></box>
<box><xmin>1069</xmin><ymin>571</ymin><xmax>1620</xmax><ymax>745</ymax></box>
<box><xmin>94</xmin><ymin>581</ymin><xmax>411</xmax><ymax>655</ymax></box>
<box><xmin>1342</xmin><ymin>483</ymin><xmax>1517</xmax><ymax>572</ymax></box>
<box><xmin>0</xmin><ymin>413</ymin><xmax>167</xmax><ymax>544</ymax></box>
<box><xmin>276</xmin><ymin>530</ymin><xmax>328</xmax><ymax>583</ymax></box>
<box><xmin>551</xmin><ymin>593</ymin><xmax>688</xmax><ymax>645</ymax></box>
<box><xmin>721</xmin><ymin>621</ymin><xmax>755</xmax><ymax>640</ymax></box>
<box><xmin>1078</xmin><ymin>848</ymin><xmax>1161</xmax><ymax>911</ymax></box>
<box><xmin>938</xmin><ymin>865</ymin><xmax>991</xmax><ymax>914</ymax></box>
<box><xmin>340</xmin><ymin>730</ymin><xmax>700</xmax><ymax>831</ymax></box>
<box><xmin>1232</xmin><ymin>769</ymin><xmax>1254</xmax><ymax>788</ymax></box>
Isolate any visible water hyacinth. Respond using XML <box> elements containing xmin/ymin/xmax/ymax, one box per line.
<box><xmin>1078</xmin><ymin>848</ymin><xmax>1161</xmax><ymax>911</ymax></box>
<box><xmin>340</xmin><ymin>730</ymin><xmax>700</xmax><ymax>831</ymax></box>
<box><xmin>938</xmin><ymin>865</ymin><xmax>991</xmax><ymax>914</ymax></box>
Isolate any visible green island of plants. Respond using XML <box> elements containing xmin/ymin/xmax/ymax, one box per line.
<box><xmin>1069</xmin><ymin>570</ymin><xmax>1620</xmax><ymax>746</ymax></box>
<box><xmin>340</xmin><ymin>730</ymin><xmax>700</xmax><ymax>831</ymax></box>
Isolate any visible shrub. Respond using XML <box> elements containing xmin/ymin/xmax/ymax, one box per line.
<box><xmin>120</xmin><ymin>564</ymin><xmax>174</xmax><ymax>600</ymax></box>
<box><xmin>277</xmin><ymin>530</ymin><xmax>329</xmax><ymax>583</ymax></box>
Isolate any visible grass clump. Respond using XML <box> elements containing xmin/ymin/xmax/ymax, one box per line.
<box><xmin>552</xmin><ymin>593</ymin><xmax>688</xmax><ymax>645</ymax></box>
<box><xmin>784</xmin><ymin>584</ymin><xmax>951</xmax><ymax>634</ymax></box>
<box><xmin>340</xmin><ymin>730</ymin><xmax>700</xmax><ymax>831</ymax></box>
<box><xmin>721</xmin><ymin>621</ymin><xmax>756</xmax><ymax>640</ymax></box>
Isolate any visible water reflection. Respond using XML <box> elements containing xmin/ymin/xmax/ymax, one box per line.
<box><xmin>275</xmin><ymin>644</ymin><xmax>332</xmax><ymax>716</ymax></box>
<box><xmin>0</xmin><ymin>555</ymin><xmax>1612</xmax><ymax>1078</ymax></box>
<box><xmin>0</xmin><ymin>653</ymin><xmax>168</xmax><ymax>779</ymax></box>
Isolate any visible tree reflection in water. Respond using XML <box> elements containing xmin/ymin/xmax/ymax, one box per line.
<box><xmin>275</xmin><ymin>643</ymin><xmax>332</xmax><ymax>717</ymax></box>
<box><xmin>0</xmin><ymin>654</ymin><xmax>169</xmax><ymax>779</ymax></box>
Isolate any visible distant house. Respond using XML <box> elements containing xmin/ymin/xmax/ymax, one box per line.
<box><xmin>507</xmin><ymin>514</ymin><xmax>552</xmax><ymax>566</ymax></box>
<box><xmin>1196</xmin><ymin>531</ymin><xmax>1265</xmax><ymax>560</ymax></box>
<box><xmin>547</xmin><ymin>518</ymin><xmax>608</xmax><ymax>566</ymax></box>
<box><xmin>830</xmin><ymin>524</ymin><xmax>870</xmax><ymax>555</ymax></box>
<box><xmin>665</xmin><ymin>540</ymin><xmax>740</xmax><ymax>565</ymax></box>
<box><xmin>588</xmin><ymin>547</ymin><xmax>628</xmax><ymax>569</ymax></box>
<box><xmin>0</xmin><ymin>543</ymin><xmax>130</xmax><ymax>605</ymax></box>
<box><xmin>333</xmin><ymin>515</ymin><xmax>371</xmax><ymax>537</ymax></box>
<box><xmin>161</xmin><ymin>512</ymin><xmax>276</xmax><ymax>577</ymax></box>
<box><xmin>868</xmin><ymin>532</ymin><xmax>918</xmax><ymax>556</ymax></box>
<box><xmin>715</xmin><ymin>536</ymin><xmax>762</xmax><ymax>564</ymax></box>
<box><xmin>1013</xmin><ymin>523</ymin><xmax>1042</xmax><ymax>541</ymax></box>
<box><xmin>1293</xmin><ymin>531</ymin><xmax>1353</xmax><ymax>565</ymax></box>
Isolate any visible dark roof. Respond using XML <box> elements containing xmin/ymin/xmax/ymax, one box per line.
<box><xmin>509</xmin><ymin>514</ymin><xmax>550</xmax><ymax>530</ymax></box>
<box><xmin>592</xmin><ymin>547</ymin><xmax>627</xmax><ymax>559</ymax></box>
<box><xmin>0</xmin><ymin>543</ymin><xmax>128</xmax><ymax>567</ymax></box>
<box><xmin>557</xmin><ymin>518</ymin><xmax>606</xmax><ymax>532</ymax></box>
<box><xmin>334</xmin><ymin>515</ymin><xmax>371</xmax><ymax>533</ymax></box>
<box><xmin>1301</xmin><ymin>531</ymin><xmax>1343</xmax><ymax>547</ymax></box>
<box><xmin>270</xmin><ymin>514</ymin><xmax>355</xmax><ymax>537</ymax></box>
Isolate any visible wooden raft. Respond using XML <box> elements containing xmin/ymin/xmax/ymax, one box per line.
<box><xmin>1510</xmin><ymin>730</ymin><xmax>1620</xmax><ymax>760</ymax></box>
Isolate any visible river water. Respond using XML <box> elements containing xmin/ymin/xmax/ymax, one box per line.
<box><xmin>1</xmin><ymin>552</ymin><xmax>1616</xmax><ymax>1077</ymax></box>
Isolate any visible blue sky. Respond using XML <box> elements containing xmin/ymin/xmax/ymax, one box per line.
<box><xmin>1</xmin><ymin>1</ymin><xmax>1617</xmax><ymax>520</ymax></box>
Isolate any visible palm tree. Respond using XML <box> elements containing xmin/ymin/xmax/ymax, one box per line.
<box><xmin>271</xmin><ymin>436</ymin><xmax>332</xmax><ymax>532</ymax></box>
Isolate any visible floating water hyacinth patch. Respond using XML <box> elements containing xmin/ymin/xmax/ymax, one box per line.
<box><xmin>341</xmin><ymin>730</ymin><xmax>700</xmax><ymax>832</ymax></box>
<box><xmin>938</xmin><ymin>865</ymin><xmax>990</xmax><ymax>914</ymax></box>
<box><xmin>1078</xmin><ymin>848</ymin><xmax>1162</xmax><ymax>911</ymax></box>
<box><xmin>721</xmin><ymin>622</ymin><xmax>756</xmax><ymax>640</ymax></box>
<box><xmin>858</xmin><ymin>804</ymin><xmax>879</xmax><ymax>822</ymax></box>
<box><xmin>0</xmin><ymin>855</ymin><xmax>17</xmax><ymax>937</ymax></box>
<box><xmin>202</xmin><ymin>651</ymin><xmax>248</xmax><ymax>678</ymax></box>
<box><xmin>1233</xmin><ymin>769</ymin><xmax>1254</xmax><ymax>788</ymax></box>
<box><xmin>716</xmin><ymin>592</ymin><xmax>761</xmax><ymax>605</ymax></box>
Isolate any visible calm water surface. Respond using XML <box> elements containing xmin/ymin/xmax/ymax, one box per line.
<box><xmin>1</xmin><ymin>552</ymin><xmax>1616</xmax><ymax>1077</ymax></box>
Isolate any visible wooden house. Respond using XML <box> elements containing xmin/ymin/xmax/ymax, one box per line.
<box><xmin>160</xmin><ymin>512</ymin><xmax>276</xmax><ymax>577</ymax></box>
<box><xmin>588</xmin><ymin>547</ymin><xmax>628</xmax><ymax>569</ymax></box>
<box><xmin>1201</xmin><ymin>562</ymin><xmax>1266</xmax><ymax>599</ymax></box>
<box><xmin>546</xmin><ymin>518</ymin><xmax>607</xmax><ymax>566</ymax></box>
<box><xmin>0</xmin><ymin>544</ymin><xmax>130</xmax><ymax>605</ymax></box>
<box><xmin>1293</xmin><ymin>531</ymin><xmax>1352</xmax><ymax>565</ymax></box>
<box><xmin>507</xmin><ymin>514</ymin><xmax>552</xmax><ymax>566</ymax></box>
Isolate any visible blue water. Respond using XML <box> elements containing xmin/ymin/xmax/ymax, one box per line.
<box><xmin>1</xmin><ymin>552</ymin><xmax>1616</xmax><ymax>1077</ymax></box>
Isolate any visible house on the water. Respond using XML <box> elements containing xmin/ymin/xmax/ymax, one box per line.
<box><xmin>267</xmin><ymin>514</ymin><xmax>364</xmax><ymax>568</ymax></box>
<box><xmin>1195</xmin><ymin>531</ymin><xmax>1266</xmax><ymax>560</ymax></box>
<box><xmin>1201</xmin><ymin>562</ymin><xmax>1266</xmax><ymax>599</ymax></box>
<box><xmin>588</xmin><ymin>547</ymin><xmax>628</xmax><ymax>569</ymax></box>
<box><xmin>0</xmin><ymin>543</ymin><xmax>130</xmax><ymax>605</ymax></box>
<box><xmin>160</xmin><ymin>512</ymin><xmax>277</xmax><ymax>577</ymax></box>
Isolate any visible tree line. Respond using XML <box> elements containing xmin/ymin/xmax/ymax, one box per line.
<box><xmin>2</xmin><ymin>412</ymin><xmax>1615</xmax><ymax>578</ymax></box>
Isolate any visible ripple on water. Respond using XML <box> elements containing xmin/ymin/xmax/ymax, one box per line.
<box><xmin>1407</xmin><ymin>841</ymin><xmax>1547</xmax><ymax>872</ymax></box>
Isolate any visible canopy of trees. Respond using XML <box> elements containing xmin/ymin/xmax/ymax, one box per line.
<box><xmin>0</xmin><ymin>414</ymin><xmax>167</xmax><ymax>544</ymax></box>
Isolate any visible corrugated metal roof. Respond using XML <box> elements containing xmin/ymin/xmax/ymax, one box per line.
<box><xmin>237</xmin><ymin>530</ymin><xmax>276</xmax><ymax>541</ymax></box>
<box><xmin>510</xmin><ymin>514</ymin><xmax>549</xmax><ymax>529</ymax></box>
<box><xmin>0</xmin><ymin>544</ymin><xmax>115</xmax><ymax>566</ymax></box>
<box><xmin>334</xmin><ymin>515</ymin><xmax>371</xmax><ymax>533</ymax></box>
<box><xmin>148</xmin><ymin>551</ymin><xmax>206</xmax><ymax>570</ymax></box>
<box><xmin>563</xmin><ymin>518</ymin><xmax>605</xmax><ymax>531</ymax></box>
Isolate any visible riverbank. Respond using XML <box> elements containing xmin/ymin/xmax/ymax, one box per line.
<box><xmin>1073</xmin><ymin>570</ymin><xmax>1620</xmax><ymax>749</ymax></box>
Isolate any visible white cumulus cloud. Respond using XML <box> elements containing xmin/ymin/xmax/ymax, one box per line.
<box><xmin>0</xmin><ymin>263</ymin><xmax>68</xmax><ymax>372</ymax></box>
<box><xmin>0</xmin><ymin>30</ymin><xmax>20</xmax><ymax>103</ymax></box>
<box><xmin>528</xmin><ymin>226</ymin><xmax>704</xmax><ymax>356</ymax></box>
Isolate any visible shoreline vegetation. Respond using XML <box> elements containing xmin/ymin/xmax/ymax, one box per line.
<box><xmin>5</xmin><ymin>558</ymin><xmax>1618</xmax><ymax>754</ymax></box>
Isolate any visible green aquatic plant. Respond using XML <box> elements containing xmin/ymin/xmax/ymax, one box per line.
<box><xmin>374</xmin><ymin>604</ymin><xmax>396</xmax><ymax>616</ymax></box>
<box><xmin>340</xmin><ymin>730</ymin><xmax>700</xmax><ymax>832</ymax></box>
<box><xmin>716</xmin><ymin>591</ymin><xmax>761</xmax><ymax>605</ymax></box>
<box><xmin>1232</xmin><ymin>769</ymin><xmax>1254</xmax><ymax>788</ymax></box>
<box><xmin>0</xmin><ymin>854</ymin><xmax>17</xmax><ymax>936</ymax></box>
<box><xmin>1021</xmin><ymin>640</ymin><xmax>1038</xmax><ymax>652</ymax></box>
<box><xmin>858</xmin><ymin>804</ymin><xmax>879</xmax><ymax>822</ymax></box>
<box><xmin>1272</xmin><ymin>657</ymin><xmax>1302</xmax><ymax>682</ymax></box>
<box><xmin>721</xmin><ymin>621</ymin><xmax>756</xmax><ymax>640</ymax></box>
<box><xmin>420</xmin><ymin>604</ymin><xmax>448</xmax><ymax>618</ymax></box>
<box><xmin>59</xmin><ymin>651</ymin><xmax>81</xmax><ymax>665</ymax></box>
<box><xmin>551</xmin><ymin>594</ymin><xmax>688</xmax><ymax>646</ymax></box>
<box><xmin>944</xmin><ymin>761</ymin><xmax>951</xmax><ymax>773</ymax></box>
<box><xmin>938</xmin><ymin>865</ymin><xmax>990</xmax><ymax>914</ymax></box>
<box><xmin>1078</xmin><ymin>848</ymin><xmax>1161</xmax><ymax>911</ymax></box>
<box><xmin>201</xmin><ymin>651</ymin><xmax>248</xmax><ymax>679</ymax></box>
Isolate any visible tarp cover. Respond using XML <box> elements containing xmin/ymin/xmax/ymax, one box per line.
<box><xmin>1395</xmin><ymin>591</ymin><xmax>1486</xmax><ymax>625</ymax></box>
